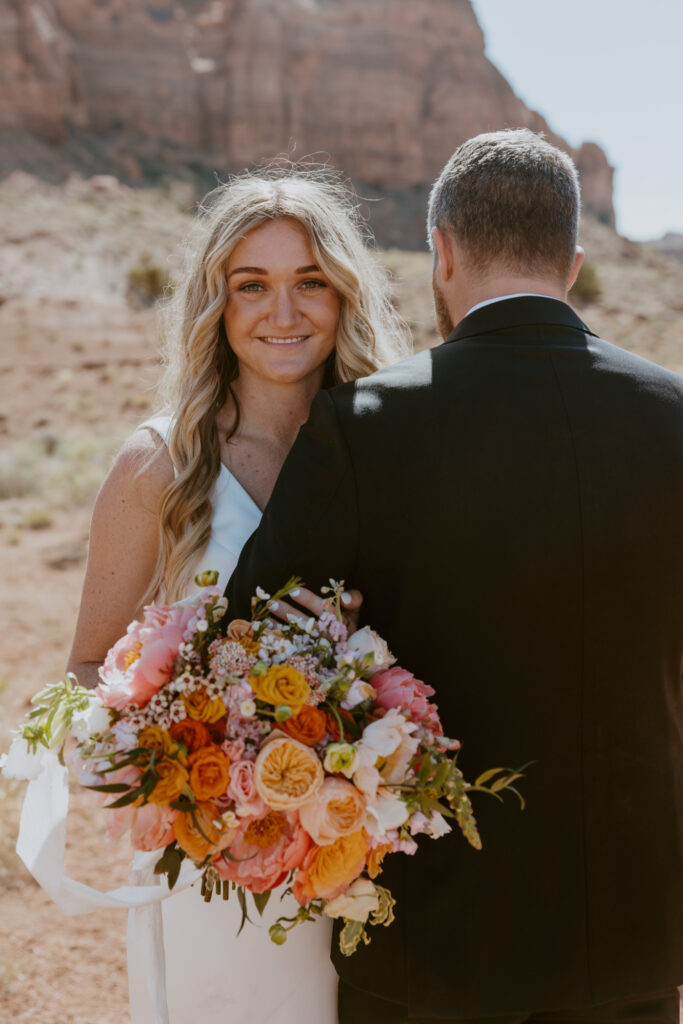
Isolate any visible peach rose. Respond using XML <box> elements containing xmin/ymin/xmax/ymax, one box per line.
<box><xmin>226</xmin><ymin>619</ymin><xmax>252</xmax><ymax>641</ymax></box>
<box><xmin>278</xmin><ymin>705</ymin><xmax>328</xmax><ymax>746</ymax></box>
<box><xmin>168</xmin><ymin>718</ymin><xmax>212</xmax><ymax>754</ymax></box>
<box><xmin>130</xmin><ymin>803</ymin><xmax>176</xmax><ymax>852</ymax></box>
<box><xmin>147</xmin><ymin>757</ymin><xmax>189</xmax><ymax>805</ymax></box>
<box><xmin>173</xmin><ymin>802</ymin><xmax>235</xmax><ymax>862</ymax></box>
<box><xmin>253</xmin><ymin>735</ymin><xmax>324</xmax><ymax>810</ymax></box>
<box><xmin>188</xmin><ymin>745</ymin><xmax>231</xmax><ymax>801</ymax></box>
<box><xmin>250</xmin><ymin>664</ymin><xmax>310</xmax><ymax>712</ymax></box>
<box><xmin>293</xmin><ymin>830</ymin><xmax>367</xmax><ymax>904</ymax></box>
<box><xmin>183</xmin><ymin>688</ymin><xmax>226</xmax><ymax>724</ymax></box>
<box><xmin>215</xmin><ymin>810</ymin><xmax>310</xmax><ymax>892</ymax></box>
<box><xmin>299</xmin><ymin>778</ymin><xmax>366</xmax><ymax>845</ymax></box>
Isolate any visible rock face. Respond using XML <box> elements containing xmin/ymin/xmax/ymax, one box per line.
<box><xmin>0</xmin><ymin>0</ymin><xmax>615</xmax><ymax>244</ymax></box>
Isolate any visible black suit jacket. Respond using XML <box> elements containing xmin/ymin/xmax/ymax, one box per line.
<box><xmin>225</xmin><ymin>297</ymin><xmax>683</xmax><ymax>1017</ymax></box>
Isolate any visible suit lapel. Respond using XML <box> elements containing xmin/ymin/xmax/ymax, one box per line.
<box><xmin>444</xmin><ymin>296</ymin><xmax>597</xmax><ymax>346</ymax></box>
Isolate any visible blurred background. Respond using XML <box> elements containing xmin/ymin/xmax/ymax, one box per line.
<box><xmin>0</xmin><ymin>2</ymin><xmax>681</xmax><ymax>1020</ymax></box>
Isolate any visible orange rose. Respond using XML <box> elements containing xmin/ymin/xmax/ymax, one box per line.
<box><xmin>173</xmin><ymin>802</ymin><xmax>235</xmax><ymax>862</ymax></box>
<box><xmin>188</xmin><ymin>745</ymin><xmax>231</xmax><ymax>801</ymax></box>
<box><xmin>366</xmin><ymin>842</ymin><xmax>393</xmax><ymax>879</ymax></box>
<box><xmin>278</xmin><ymin>705</ymin><xmax>328</xmax><ymax>746</ymax></box>
<box><xmin>183</xmin><ymin>688</ymin><xmax>226</xmax><ymax>724</ymax></box>
<box><xmin>254</xmin><ymin>735</ymin><xmax>324</xmax><ymax>810</ymax></box>
<box><xmin>147</xmin><ymin>757</ymin><xmax>189</xmax><ymax>805</ymax></box>
<box><xmin>293</xmin><ymin>830</ymin><xmax>367</xmax><ymax>903</ymax></box>
<box><xmin>168</xmin><ymin>718</ymin><xmax>212</xmax><ymax>754</ymax></box>
<box><xmin>250</xmin><ymin>664</ymin><xmax>310</xmax><ymax>712</ymax></box>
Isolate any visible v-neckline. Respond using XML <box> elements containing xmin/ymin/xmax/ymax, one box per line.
<box><xmin>218</xmin><ymin>461</ymin><xmax>264</xmax><ymax>516</ymax></box>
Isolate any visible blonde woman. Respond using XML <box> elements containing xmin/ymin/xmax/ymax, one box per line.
<box><xmin>67</xmin><ymin>167</ymin><xmax>410</xmax><ymax>1024</ymax></box>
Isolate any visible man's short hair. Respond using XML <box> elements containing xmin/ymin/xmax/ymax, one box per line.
<box><xmin>427</xmin><ymin>129</ymin><xmax>581</xmax><ymax>283</ymax></box>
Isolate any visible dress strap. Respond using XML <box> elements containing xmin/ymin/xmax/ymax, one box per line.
<box><xmin>138</xmin><ymin>413</ymin><xmax>174</xmax><ymax>446</ymax></box>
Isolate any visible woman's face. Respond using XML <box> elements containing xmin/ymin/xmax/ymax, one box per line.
<box><xmin>223</xmin><ymin>217</ymin><xmax>340</xmax><ymax>388</ymax></box>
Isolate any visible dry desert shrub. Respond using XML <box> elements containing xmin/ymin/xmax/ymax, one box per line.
<box><xmin>571</xmin><ymin>258</ymin><xmax>603</xmax><ymax>304</ymax></box>
<box><xmin>126</xmin><ymin>254</ymin><xmax>173</xmax><ymax>308</ymax></box>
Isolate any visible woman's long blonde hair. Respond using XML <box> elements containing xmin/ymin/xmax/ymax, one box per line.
<box><xmin>147</xmin><ymin>164</ymin><xmax>412</xmax><ymax>603</ymax></box>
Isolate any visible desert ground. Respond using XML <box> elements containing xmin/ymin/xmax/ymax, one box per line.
<box><xmin>1</xmin><ymin>173</ymin><xmax>682</xmax><ymax>1022</ymax></box>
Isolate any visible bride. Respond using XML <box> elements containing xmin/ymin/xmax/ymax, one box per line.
<box><xmin>66</xmin><ymin>166</ymin><xmax>410</xmax><ymax>1023</ymax></box>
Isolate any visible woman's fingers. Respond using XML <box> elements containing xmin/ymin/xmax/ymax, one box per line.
<box><xmin>268</xmin><ymin>586</ymin><xmax>364</xmax><ymax>627</ymax></box>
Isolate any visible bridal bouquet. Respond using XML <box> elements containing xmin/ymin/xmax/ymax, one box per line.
<box><xmin>2</xmin><ymin>575</ymin><xmax>525</xmax><ymax>955</ymax></box>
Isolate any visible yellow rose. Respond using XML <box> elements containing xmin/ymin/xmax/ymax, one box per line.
<box><xmin>250</xmin><ymin>664</ymin><xmax>310</xmax><ymax>712</ymax></box>
<box><xmin>147</xmin><ymin>757</ymin><xmax>189</xmax><ymax>805</ymax></box>
<box><xmin>183</xmin><ymin>688</ymin><xmax>226</xmax><ymax>724</ymax></box>
<box><xmin>138</xmin><ymin>726</ymin><xmax>186</xmax><ymax>764</ymax></box>
<box><xmin>254</xmin><ymin>735</ymin><xmax>324</xmax><ymax>810</ymax></box>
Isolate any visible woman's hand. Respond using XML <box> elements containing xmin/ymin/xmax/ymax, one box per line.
<box><xmin>269</xmin><ymin>585</ymin><xmax>363</xmax><ymax>630</ymax></box>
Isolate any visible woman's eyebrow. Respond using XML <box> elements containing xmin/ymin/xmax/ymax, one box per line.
<box><xmin>227</xmin><ymin>266</ymin><xmax>267</xmax><ymax>278</ymax></box>
<box><xmin>297</xmin><ymin>264</ymin><xmax>321</xmax><ymax>274</ymax></box>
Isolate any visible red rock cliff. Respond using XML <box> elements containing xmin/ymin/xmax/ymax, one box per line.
<box><xmin>0</xmin><ymin>0</ymin><xmax>615</xmax><ymax>243</ymax></box>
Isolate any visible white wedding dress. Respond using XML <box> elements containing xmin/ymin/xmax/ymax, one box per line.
<box><xmin>128</xmin><ymin>415</ymin><xmax>338</xmax><ymax>1024</ymax></box>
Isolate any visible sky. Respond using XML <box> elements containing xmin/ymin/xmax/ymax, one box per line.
<box><xmin>470</xmin><ymin>0</ymin><xmax>682</xmax><ymax>240</ymax></box>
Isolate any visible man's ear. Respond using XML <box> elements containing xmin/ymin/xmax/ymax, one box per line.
<box><xmin>567</xmin><ymin>245</ymin><xmax>585</xmax><ymax>290</ymax></box>
<box><xmin>431</xmin><ymin>226</ymin><xmax>455</xmax><ymax>283</ymax></box>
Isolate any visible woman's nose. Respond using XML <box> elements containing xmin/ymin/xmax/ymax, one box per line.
<box><xmin>271</xmin><ymin>288</ymin><xmax>300</xmax><ymax>328</ymax></box>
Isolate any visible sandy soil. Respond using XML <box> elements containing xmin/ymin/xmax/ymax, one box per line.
<box><xmin>1</xmin><ymin>173</ymin><xmax>681</xmax><ymax>1023</ymax></box>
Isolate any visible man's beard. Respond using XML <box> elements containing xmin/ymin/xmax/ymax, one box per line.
<box><xmin>432</xmin><ymin>278</ymin><xmax>454</xmax><ymax>339</ymax></box>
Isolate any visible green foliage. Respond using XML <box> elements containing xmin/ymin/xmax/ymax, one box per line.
<box><xmin>126</xmin><ymin>254</ymin><xmax>173</xmax><ymax>308</ymax></box>
<box><xmin>571</xmin><ymin>258</ymin><xmax>602</xmax><ymax>303</ymax></box>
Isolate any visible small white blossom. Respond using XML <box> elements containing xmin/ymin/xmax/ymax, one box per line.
<box><xmin>240</xmin><ymin>699</ymin><xmax>256</xmax><ymax>718</ymax></box>
<box><xmin>196</xmin><ymin>618</ymin><xmax>209</xmax><ymax>632</ymax></box>
<box><xmin>221</xmin><ymin>810</ymin><xmax>239</xmax><ymax>829</ymax></box>
<box><xmin>256</xmin><ymin>587</ymin><xmax>271</xmax><ymax>601</ymax></box>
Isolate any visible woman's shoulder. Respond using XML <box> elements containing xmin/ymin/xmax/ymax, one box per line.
<box><xmin>99</xmin><ymin>422</ymin><xmax>175</xmax><ymax>512</ymax></box>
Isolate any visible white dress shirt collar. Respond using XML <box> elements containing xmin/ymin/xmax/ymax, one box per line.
<box><xmin>463</xmin><ymin>293</ymin><xmax>559</xmax><ymax>320</ymax></box>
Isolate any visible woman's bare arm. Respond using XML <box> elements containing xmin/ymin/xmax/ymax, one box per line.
<box><xmin>66</xmin><ymin>428</ymin><xmax>174</xmax><ymax>689</ymax></box>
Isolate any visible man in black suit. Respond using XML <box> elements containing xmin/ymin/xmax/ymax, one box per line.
<box><xmin>226</xmin><ymin>129</ymin><xmax>683</xmax><ymax>1024</ymax></box>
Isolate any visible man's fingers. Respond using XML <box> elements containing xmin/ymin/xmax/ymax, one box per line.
<box><xmin>288</xmin><ymin>587</ymin><xmax>326</xmax><ymax>617</ymax></box>
<box><xmin>341</xmin><ymin>589</ymin><xmax>363</xmax><ymax>611</ymax></box>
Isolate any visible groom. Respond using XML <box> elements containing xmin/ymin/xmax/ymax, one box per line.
<box><xmin>225</xmin><ymin>130</ymin><xmax>683</xmax><ymax>1023</ymax></box>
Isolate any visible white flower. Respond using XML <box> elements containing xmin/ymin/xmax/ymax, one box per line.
<box><xmin>324</xmin><ymin>878</ymin><xmax>379</xmax><ymax>923</ymax></box>
<box><xmin>341</xmin><ymin>679</ymin><xmax>376</xmax><ymax>710</ymax></box>
<box><xmin>356</xmin><ymin>708</ymin><xmax>417</xmax><ymax>766</ymax></box>
<box><xmin>239</xmin><ymin>699</ymin><xmax>256</xmax><ymax>718</ymax></box>
<box><xmin>71</xmin><ymin>698</ymin><xmax>112</xmax><ymax>742</ymax></box>
<box><xmin>0</xmin><ymin>736</ymin><xmax>54</xmax><ymax>780</ymax></box>
<box><xmin>364</xmin><ymin>789</ymin><xmax>410</xmax><ymax>838</ymax></box>
<box><xmin>196</xmin><ymin>618</ymin><xmax>209</xmax><ymax>633</ymax></box>
<box><xmin>256</xmin><ymin>587</ymin><xmax>270</xmax><ymax>601</ymax></box>
<box><xmin>345</xmin><ymin>627</ymin><xmax>395</xmax><ymax>676</ymax></box>
<box><xmin>323</xmin><ymin>742</ymin><xmax>358</xmax><ymax>778</ymax></box>
<box><xmin>425</xmin><ymin>811</ymin><xmax>452</xmax><ymax>839</ymax></box>
<box><xmin>221</xmin><ymin>810</ymin><xmax>239</xmax><ymax>829</ymax></box>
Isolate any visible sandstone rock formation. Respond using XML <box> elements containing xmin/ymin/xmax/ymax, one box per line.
<box><xmin>0</xmin><ymin>0</ymin><xmax>615</xmax><ymax>244</ymax></box>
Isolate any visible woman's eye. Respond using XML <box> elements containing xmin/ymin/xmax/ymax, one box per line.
<box><xmin>301</xmin><ymin>279</ymin><xmax>327</xmax><ymax>290</ymax></box>
<box><xmin>239</xmin><ymin>282</ymin><xmax>265</xmax><ymax>293</ymax></box>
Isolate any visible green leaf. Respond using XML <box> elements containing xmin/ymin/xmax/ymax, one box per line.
<box><xmin>236</xmin><ymin>886</ymin><xmax>252</xmax><ymax>936</ymax></box>
<box><xmin>338</xmin><ymin>920</ymin><xmax>369</xmax><ymax>957</ymax></box>
<box><xmin>84</xmin><ymin>782</ymin><xmax>132</xmax><ymax>794</ymax></box>
<box><xmin>252</xmin><ymin>890</ymin><xmax>271</xmax><ymax>916</ymax></box>
<box><xmin>474</xmin><ymin>766</ymin><xmax>506</xmax><ymax>787</ymax></box>
<box><xmin>105</xmin><ymin>788</ymin><xmax>143</xmax><ymax>809</ymax></box>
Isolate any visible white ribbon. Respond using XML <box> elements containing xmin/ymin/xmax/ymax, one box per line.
<box><xmin>16</xmin><ymin>756</ymin><xmax>201</xmax><ymax>1024</ymax></box>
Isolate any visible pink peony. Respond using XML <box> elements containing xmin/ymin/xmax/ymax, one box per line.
<box><xmin>131</xmin><ymin>803</ymin><xmax>176</xmax><ymax>852</ymax></box>
<box><xmin>227</xmin><ymin>759</ymin><xmax>267</xmax><ymax>818</ymax></box>
<box><xmin>97</xmin><ymin>602</ymin><xmax>199</xmax><ymax>710</ymax></box>
<box><xmin>215</xmin><ymin>810</ymin><xmax>310</xmax><ymax>893</ymax></box>
<box><xmin>372</xmin><ymin>666</ymin><xmax>442</xmax><ymax>732</ymax></box>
